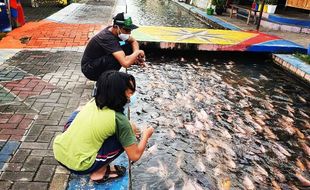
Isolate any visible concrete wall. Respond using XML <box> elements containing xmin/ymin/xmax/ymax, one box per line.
<box><xmin>192</xmin><ymin>0</ymin><xmax>211</xmax><ymax>10</ymax></box>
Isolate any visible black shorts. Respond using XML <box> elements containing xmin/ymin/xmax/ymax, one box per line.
<box><xmin>81</xmin><ymin>43</ymin><xmax>133</xmax><ymax>81</ymax></box>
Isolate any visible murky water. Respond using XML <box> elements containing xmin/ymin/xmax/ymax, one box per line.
<box><xmin>122</xmin><ymin>0</ymin><xmax>309</xmax><ymax>189</ymax></box>
<box><xmin>128</xmin><ymin>52</ymin><xmax>310</xmax><ymax>190</ymax></box>
<box><xmin>126</xmin><ymin>0</ymin><xmax>210</xmax><ymax>28</ymax></box>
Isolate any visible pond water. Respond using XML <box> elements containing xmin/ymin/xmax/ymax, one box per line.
<box><xmin>121</xmin><ymin>0</ymin><xmax>310</xmax><ymax>189</ymax></box>
<box><xmin>126</xmin><ymin>0</ymin><xmax>211</xmax><ymax>28</ymax></box>
<box><xmin>129</xmin><ymin>51</ymin><xmax>310</xmax><ymax>190</ymax></box>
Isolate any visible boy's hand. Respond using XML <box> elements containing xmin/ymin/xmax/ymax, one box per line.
<box><xmin>136</xmin><ymin>56</ymin><xmax>146</xmax><ymax>67</ymax></box>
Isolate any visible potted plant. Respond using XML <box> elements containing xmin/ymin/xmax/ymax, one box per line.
<box><xmin>206</xmin><ymin>7</ymin><xmax>214</xmax><ymax>15</ymax></box>
<box><xmin>212</xmin><ymin>0</ymin><xmax>225</xmax><ymax>15</ymax></box>
<box><xmin>267</xmin><ymin>0</ymin><xmax>277</xmax><ymax>14</ymax></box>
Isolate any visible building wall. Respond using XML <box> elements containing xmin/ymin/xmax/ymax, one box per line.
<box><xmin>286</xmin><ymin>0</ymin><xmax>310</xmax><ymax>10</ymax></box>
<box><xmin>192</xmin><ymin>0</ymin><xmax>211</xmax><ymax>10</ymax></box>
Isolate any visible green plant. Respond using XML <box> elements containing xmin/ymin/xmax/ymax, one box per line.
<box><xmin>295</xmin><ymin>53</ymin><xmax>310</xmax><ymax>64</ymax></box>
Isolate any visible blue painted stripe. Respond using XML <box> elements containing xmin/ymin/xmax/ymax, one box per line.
<box><xmin>246</xmin><ymin>39</ymin><xmax>307</xmax><ymax>54</ymax></box>
<box><xmin>0</xmin><ymin>141</ymin><xmax>20</xmax><ymax>155</ymax></box>
<box><xmin>0</xmin><ymin>141</ymin><xmax>20</xmax><ymax>170</ymax></box>
<box><xmin>268</xmin><ymin>14</ymin><xmax>310</xmax><ymax>28</ymax></box>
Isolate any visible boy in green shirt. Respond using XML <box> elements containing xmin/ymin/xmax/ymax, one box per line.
<box><xmin>53</xmin><ymin>70</ymin><xmax>154</xmax><ymax>183</ymax></box>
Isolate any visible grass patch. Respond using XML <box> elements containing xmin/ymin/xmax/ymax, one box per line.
<box><xmin>0</xmin><ymin>33</ymin><xmax>6</xmax><ymax>40</ymax></box>
<box><xmin>295</xmin><ymin>53</ymin><xmax>310</xmax><ymax>65</ymax></box>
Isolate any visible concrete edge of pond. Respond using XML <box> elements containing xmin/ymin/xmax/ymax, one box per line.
<box><xmin>273</xmin><ymin>54</ymin><xmax>310</xmax><ymax>84</ymax></box>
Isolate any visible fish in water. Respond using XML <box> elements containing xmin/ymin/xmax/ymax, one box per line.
<box><xmin>295</xmin><ymin>171</ymin><xmax>310</xmax><ymax>187</ymax></box>
<box><xmin>299</xmin><ymin>141</ymin><xmax>310</xmax><ymax>157</ymax></box>
<box><xmin>296</xmin><ymin>158</ymin><xmax>306</xmax><ymax>172</ymax></box>
<box><xmin>271</xmin><ymin>167</ymin><xmax>286</xmax><ymax>182</ymax></box>
<box><xmin>146</xmin><ymin>160</ymin><xmax>168</xmax><ymax>179</ymax></box>
<box><xmin>271</xmin><ymin>180</ymin><xmax>281</xmax><ymax>190</ymax></box>
<box><xmin>274</xmin><ymin>142</ymin><xmax>291</xmax><ymax>157</ymax></box>
<box><xmin>262</xmin><ymin>125</ymin><xmax>278</xmax><ymax>140</ymax></box>
<box><xmin>299</xmin><ymin>110</ymin><xmax>309</xmax><ymax>118</ymax></box>
<box><xmin>217</xmin><ymin>177</ymin><xmax>231</xmax><ymax>190</ymax></box>
<box><xmin>259</xmin><ymin>74</ymin><xmax>269</xmax><ymax>81</ymax></box>
<box><xmin>243</xmin><ymin>175</ymin><xmax>255</xmax><ymax>190</ymax></box>
<box><xmin>272</xmin><ymin>146</ymin><xmax>288</xmax><ymax>161</ymax></box>
<box><xmin>297</xmin><ymin>95</ymin><xmax>307</xmax><ymax>103</ymax></box>
<box><xmin>182</xmin><ymin>178</ymin><xmax>204</xmax><ymax>190</ymax></box>
<box><xmin>254</xmin><ymin>162</ymin><xmax>268</xmax><ymax>177</ymax></box>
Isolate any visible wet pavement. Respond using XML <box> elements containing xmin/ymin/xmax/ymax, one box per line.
<box><xmin>22</xmin><ymin>5</ymin><xmax>62</xmax><ymax>22</ymax></box>
<box><xmin>0</xmin><ymin>0</ymin><xmax>309</xmax><ymax>190</ymax></box>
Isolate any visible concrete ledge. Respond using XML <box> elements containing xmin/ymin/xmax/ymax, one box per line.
<box><xmin>273</xmin><ymin>54</ymin><xmax>310</xmax><ymax>84</ymax></box>
<box><xmin>172</xmin><ymin>0</ymin><xmax>241</xmax><ymax>31</ymax></box>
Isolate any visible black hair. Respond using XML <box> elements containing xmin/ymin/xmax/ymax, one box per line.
<box><xmin>95</xmin><ymin>70</ymin><xmax>136</xmax><ymax>113</ymax></box>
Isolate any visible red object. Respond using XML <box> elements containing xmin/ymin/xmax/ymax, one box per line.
<box><xmin>10</xmin><ymin>0</ymin><xmax>25</xmax><ymax>27</ymax></box>
<box><xmin>251</xmin><ymin>2</ymin><xmax>256</xmax><ymax>10</ymax></box>
<box><xmin>16</xmin><ymin>2</ymin><xmax>25</xmax><ymax>25</ymax></box>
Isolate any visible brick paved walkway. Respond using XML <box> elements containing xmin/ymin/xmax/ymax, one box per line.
<box><xmin>0</xmin><ymin>0</ymin><xmax>118</xmax><ymax>189</ymax></box>
<box><xmin>0</xmin><ymin>50</ymin><xmax>92</xmax><ymax>189</ymax></box>
<box><xmin>0</xmin><ymin>21</ymin><xmax>101</xmax><ymax>49</ymax></box>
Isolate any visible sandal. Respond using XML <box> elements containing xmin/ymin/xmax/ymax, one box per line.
<box><xmin>93</xmin><ymin>165</ymin><xmax>126</xmax><ymax>183</ymax></box>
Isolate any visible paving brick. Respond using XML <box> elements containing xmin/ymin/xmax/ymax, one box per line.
<box><xmin>21</xmin><ymin>156</ymin><xmax>42</xmax><ymax>172</ymax></box>
<box><xmin>0</xmin><ymin>134</ymin><xmax>10</xmax><ymax>141</ymax></box>
<box><xmin>12</xmin><ymin>182</ymin><xmax>48</xmax><ymax>190</ymax></box>
<box><xmin>8</xmin><ymin>114</ymin><xmax>24</xmax><ymax>124</ymax></box>
<box><xmin>25</xmin><ymin>124</ymin><xmax>44</xmax><ymax>137</ymax></box>
<box><xmin>23</xmin><ymin>135</ymin><xmax>38</xmax><ymax>142</ymax></box>
<box><xmin>0</xmin><ymin>171</ymin><xmax>34</xmax><ymax>181</ymax></box>
<box><xmin>5</xmin><ymin>163</ymin><xmax>23</xmax><ymax>171</ymax></box>
<box><xmin>37</xmin><ymin>131</ymin><xmax>55</xmax><ymax>143</ymax></box>
<box><xmin>18</xmin><ymin>118</ymin><xmax>35</xmax><ymax>130</ymax></box>
<box><xmin>49</xmin><ymin>111</ymin><xmax>65</xmax><ymax>121</ymax></box>
<box><xmin>0</xmin><ymin>129</ymin><xmax>26</xmax><ymax>136</ymax></box>
<box><xmin>34</xmin><ymin>165</ymin><xmax>56</xmax><ymax>182</ymax></box>
<box><xmin>44</xmin><ymin>125</ymin><xmax>63</xmax><ymax>132</ymax></box>
<box><xmin>0</xmin><ymin>180</ymin><xmax>13</xmax><ymax>189</ymax></box>
<box><xmin>20</xmin><ymin>142</ymin><xmax>49</xmax><ymax>149</ymax></box>
<box><xmin>30</xmin><ymin>150</ymin><xmax>54</xmax><ymax>157</ymax></box>
<box><xmin>34</xmin><ymin>119</ymin><xmax>60</xmax><ymax>126</ymax></box>
<box><xmin>42</xmin><ymin>156</ymin><xmax>58</xmax><ymax>165</ymax></box>
<box><xmin>49</xmin><ymin>173</ymin><xmax>69</xmax><ymax>190</ymax></box>
<box><xmin>55</xmin><ymin>165</ymin><xmax>70</xmax><ymax>174</ymax></box>
<box><xmin>10</xmin><ymin>149</ymin><xmax>31</xmax><ymax>163</ymax></box>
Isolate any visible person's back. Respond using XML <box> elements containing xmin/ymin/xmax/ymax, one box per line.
<box><xmin>81</xmin><ymin>12</ymin><xmax>146</xmax><ymax>81</ymax></box>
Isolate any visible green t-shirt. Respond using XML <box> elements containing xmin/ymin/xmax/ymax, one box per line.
<box><xmin>53</xmin><ymin>99</ymin><xmax>136</xmax><ymax>171</ymax></box>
